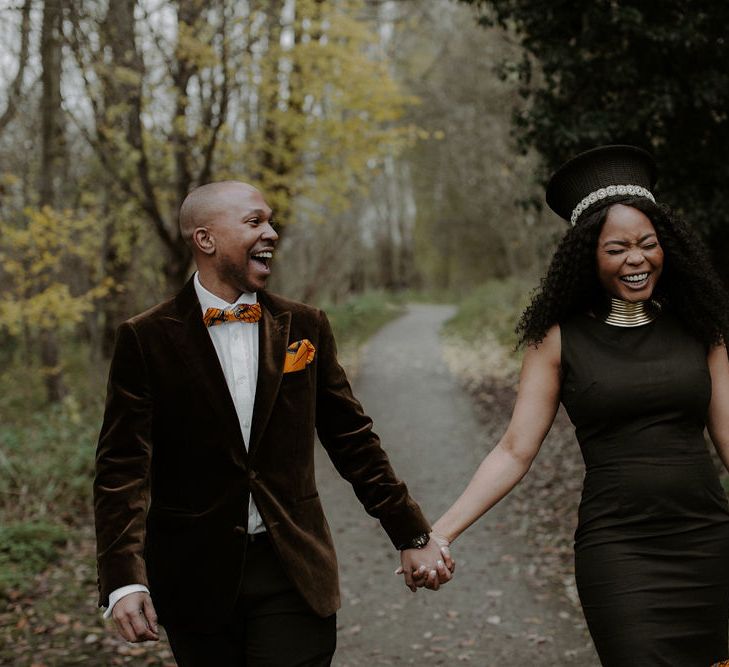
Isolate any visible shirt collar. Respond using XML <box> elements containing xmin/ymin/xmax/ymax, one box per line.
<box><xmin>194</xmin><ymin>272</ymin><xmax>257</xmax><ymax>312</ymax></box>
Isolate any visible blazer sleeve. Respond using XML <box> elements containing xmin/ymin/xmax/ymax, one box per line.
<box><xmin>314</xmin><ymin>310</ymin><xmax>430</xmax><ymax>548</ymax></box>
<box><xmin>94</xmin><ymin>321</ymin><xmax>153</xmax><ymax>606</ymax></box>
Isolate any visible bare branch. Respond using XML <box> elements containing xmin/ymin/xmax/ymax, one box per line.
<box><xmin>0</xmin><ymin>0</ymin><xmax>33</xmax><ymax>134</ymax></box>
<box><xmin>197</xmin><ymin>4</ymin><xmax>230</xmax><ymax>186</ymax></box>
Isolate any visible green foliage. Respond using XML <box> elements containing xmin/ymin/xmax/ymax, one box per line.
<box><xmin>443</xmin><ymin>277</ymin><xmax>532</xmax><ymax>348</ymax></box>
<box><xmin>461</xmin><ymin>0</ymin><xmax>729</xmax><ymax>281</ymax></box>
<box><xmin>68</xmin><ymin>0</ymin><xmax>420</xmax><ymax>292</ymax></box>
<box><xmin>0</xmin><ymin>345</ymin><xmax>103</xmax><ymax>598</ymax></box>
<box><xmin>324</xmin><ymin>291</ymin><xmax>405</xmax><ymax>349</ymax></box>
<box><xmin>0</xmin><ymin>354</ymin><xmax>102</xmax><ymax>524</ymax></box>
<box><xmin>220</xmin><ymin>0</ymin><xmax>417</xmax><ymax>224</ymax></box>
<box><xmin>393</xmin><ymin>4</ymin><xmax>561</xmax><ymax>294</ymax></box>
<box><xmin>0</xmin><ymin>521</ymin><xmax>68</xmax><ymax>596</ymax></box>
<box><xmin>0</xmin><ymin>206</ymin><xmax>113</xmax><ymax>336</ymax></box>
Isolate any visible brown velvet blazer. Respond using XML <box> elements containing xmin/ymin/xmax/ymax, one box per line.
<box><xmin>94</xmin><ymin>278</ymin><xmax>429</xmax><ymax>629</ymax></box>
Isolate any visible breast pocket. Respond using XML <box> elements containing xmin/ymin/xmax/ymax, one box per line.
<box><xmin>280</xmin><ymin>366</ymin><xmax>313</xmax><ymax>389</ymax></box>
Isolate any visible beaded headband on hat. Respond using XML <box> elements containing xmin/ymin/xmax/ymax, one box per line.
<box><xmin>545</xmin><ymin>145</ymin><xmax>657</xmax><ymax>227</ymax></box>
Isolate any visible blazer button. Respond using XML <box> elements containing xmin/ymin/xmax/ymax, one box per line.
<box><xmin>249</xmin><ymin>470</ymin><xmax>257</xmax><ymax>480</ymax></box>
<box><xmin>233</xmin><ymin>525</ymin><xmax>247</xmax><ymax>536</ymax></box>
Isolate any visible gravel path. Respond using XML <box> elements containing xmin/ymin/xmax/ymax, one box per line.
<box><xmin>317</xmin><ymin>304</ymin><xmax>599</xmax><ymax>666</ymax></box>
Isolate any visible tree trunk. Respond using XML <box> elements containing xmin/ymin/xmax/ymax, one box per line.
<box><xmin>39</xmin><ymin>0</ymin><xmax>64</xmax><ymax>207</ymax></box>
<box><xmin>257</xmin><ymin>0</ymin><xmax>292</xmax><ymax>216</ymax></box>
<box><xmin>38</xmin><ymin>0</ymin><xmax>67</xmax><ymax>402</ymax></box>
<box><xmin>99</xmin><ymin>0</ymin><xmax>140</xmax><ymax>355</ymax></box>
<box><xmin>100</xmin><ymin>197</ymin><xmax>132</xmax><ymax>358</ymax></box>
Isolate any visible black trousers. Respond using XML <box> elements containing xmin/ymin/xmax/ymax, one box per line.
<box><xmin>165</xmin><ymin>534</ymin><xmax>336</xmax><ymax>667</ymax></box>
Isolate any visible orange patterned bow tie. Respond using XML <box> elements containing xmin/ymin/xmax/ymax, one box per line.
<box><xmin>203</xmin><ymin>303</ymin><xmax>262</xmax><ymax>327</ymax></box>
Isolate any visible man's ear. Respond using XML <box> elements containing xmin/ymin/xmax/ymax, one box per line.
<box><xmin>193</xmin><ymin>227</ymin><xmax>215</xmax><ymax>255</ymax></box>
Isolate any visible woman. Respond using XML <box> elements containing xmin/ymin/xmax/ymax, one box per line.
<box><xmin>428</xmin><ymin>146</ymin><xmax>729</xmax><ymax>666</ymax></box>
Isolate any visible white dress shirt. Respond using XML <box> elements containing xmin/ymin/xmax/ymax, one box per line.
<box><xmin>104</xmin><ymin>272</ymin><xmax>265</xmax><ymax>618</ymax></box>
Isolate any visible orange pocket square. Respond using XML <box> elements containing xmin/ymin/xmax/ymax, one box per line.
<box><xmin>283</xmin><ymin>339</ymin><xmax>316</xmax><ymax>374</ymax></box>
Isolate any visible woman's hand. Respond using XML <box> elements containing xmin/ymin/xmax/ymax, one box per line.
<box><xmin>395</xmin><ymin>532</ymin><xmax>455</xmax><ymax>591</ymax></box>
<box><xmin>430</xmin><ymin>529</ymin><xmax>455</xmax><ymax>575</ymax></box>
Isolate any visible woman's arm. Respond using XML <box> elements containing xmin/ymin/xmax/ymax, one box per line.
<box><xmin>707</xmin><ymin>343</ymin><xmax>729</xmax><ymax>472</ymax></box>
<box><xmin>432</xmin><ymin>325</ymin><xmax>562</xmax><ymax>543</ymax></box>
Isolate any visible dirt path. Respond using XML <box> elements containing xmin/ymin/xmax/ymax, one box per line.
<box><xmin>317</xmin><ymin>304</ymin><xmax>599</xmax><ymax>666</ymax></box>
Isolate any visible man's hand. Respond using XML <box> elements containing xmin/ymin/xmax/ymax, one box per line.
<box><xmin>397</xmin><ymin>533</ymin><xmax>455</xmax><ymax>592</ymax></box>
<box><xmin>111</xmin><ymin>591</ymin><xmax>159</xmax><ymax>643</ymax></box>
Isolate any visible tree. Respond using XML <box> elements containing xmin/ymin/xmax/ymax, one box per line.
<box><xmin>370</xmin><ymin>1</ymin><xmax>561</xmax><ymax>294</ymax></box>
<box><xmin>0</xmin><ymin>0</ymin><xmax>114</xmax><ymax>396</ymax></box>
<box><xmin>0</xmin><ymin>208</ymin><xmax>112</xmax><ymax>347</ymax></box>
<box><xmin>88</xmin><ymin>0</ymin><xmax>148</xmax><ymax>355</ymax></box>
<box><xmin>38</xmin><ymin>0</ymin><xmax>67</xmax><ymax>401</ymax></box>
<box><xmin>66</xmin><ymin>0</ymin><xmax>415</xmax><ymax>301</ymax></box>
<box><xmin>461</xmin><ymin>0</ymin><xmax>729</xmax><ymax>282</ymax></box>
<box><xmin>67</xmin><ymin>0</ymin><xmax>230</xmax><ymax>291</ymax></box>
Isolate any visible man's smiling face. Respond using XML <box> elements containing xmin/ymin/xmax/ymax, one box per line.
<box><xmin>206</xmin><ymin>184</ymin><xmax>279</xmax><ymax>295</ymax></box>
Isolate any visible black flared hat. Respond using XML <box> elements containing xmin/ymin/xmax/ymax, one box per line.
<box><xmin>546</xmin><ymin>145</ymin><xmax>657</xmax><ymax>226</ymax></box>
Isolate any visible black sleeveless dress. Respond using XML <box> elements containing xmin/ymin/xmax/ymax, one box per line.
<box><xmin>560</xmin><ymin>310</ymin><xmax>729</xmax><ymax>666</ymax></box>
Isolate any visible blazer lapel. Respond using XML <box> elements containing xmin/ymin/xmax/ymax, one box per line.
<box><xmin>172</xmin><ymin>278</ymin><xmax>248</xmax><ymax>468</ymax></box>
<box><xmin>248</xmin><ymin>293</ymin><xmax>290</xmax><ymax>459</ymax></box>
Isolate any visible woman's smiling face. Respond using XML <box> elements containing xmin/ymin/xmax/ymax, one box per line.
<box><xmin>596</xmin><ymin>204</ymin><xmax>664</xmax><ymax>302</ymax></box>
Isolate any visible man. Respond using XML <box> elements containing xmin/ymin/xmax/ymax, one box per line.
<box><xmin>94</xmin><ymin>181</ymin><xmax>453</xmax><ymax>666</ymax></box>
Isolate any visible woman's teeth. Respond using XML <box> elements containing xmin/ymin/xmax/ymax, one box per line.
<box><xmin>621</xmin><ymin>273</ymin><xmax>648</xmax><ymax>283</ymax></box>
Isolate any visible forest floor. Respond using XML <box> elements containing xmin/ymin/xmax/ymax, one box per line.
<box><xmin>0</xmin><ymin>303</ymin><xmax>599</xmax><ymax>665</ymax></box>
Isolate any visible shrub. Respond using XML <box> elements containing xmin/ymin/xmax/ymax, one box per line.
<box><xmin>0</xmin><ymin>521</ymin><xmax>69</xmax><ymax>596</ymax></box>
<box><xmin>443</xmin><ymin>278</ymin><xmax>532</xmax><ymax>349</ymax></box>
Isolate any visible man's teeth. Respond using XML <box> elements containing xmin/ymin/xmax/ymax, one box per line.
<box><xmin>253</xmin><ymin>252</ymin><xmax>273</xmax><ymax>259</ymax></box>
<box><xmin>622</xmin><ymin>273</ymin><xmax>648</xmax><ymax>283</ymax></box>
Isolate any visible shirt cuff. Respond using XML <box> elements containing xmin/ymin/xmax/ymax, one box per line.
<box><xmin>102</xmin><ymin>584</ymin><xmax>150</xmax><ymax>619</ymax></box>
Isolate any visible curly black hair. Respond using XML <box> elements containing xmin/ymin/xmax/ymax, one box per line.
<box><xmin>516</xmin><ymin>196</ymin><xmax>729</xmax><ymax>348</ymax></box>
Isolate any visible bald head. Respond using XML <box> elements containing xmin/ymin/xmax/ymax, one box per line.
<box><xmin>179</xmin><ymin>181</ymin><xmax>261</xmax><ymax>248</ymax></box>
<box><xmin>179</xmin><ymin>180</ymin><xmax>277</xmax><ymax>299</ymax></box>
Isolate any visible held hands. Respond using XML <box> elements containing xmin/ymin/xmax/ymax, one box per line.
<box><xmin>396</xmin><ymin>531</ymin><xmax>455</xmax><ymax>592</ymax></box>
<box><xmin>111</xmin><ymin>591</ymin><xmax>159</xmax><ymax>643</ymax></box>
